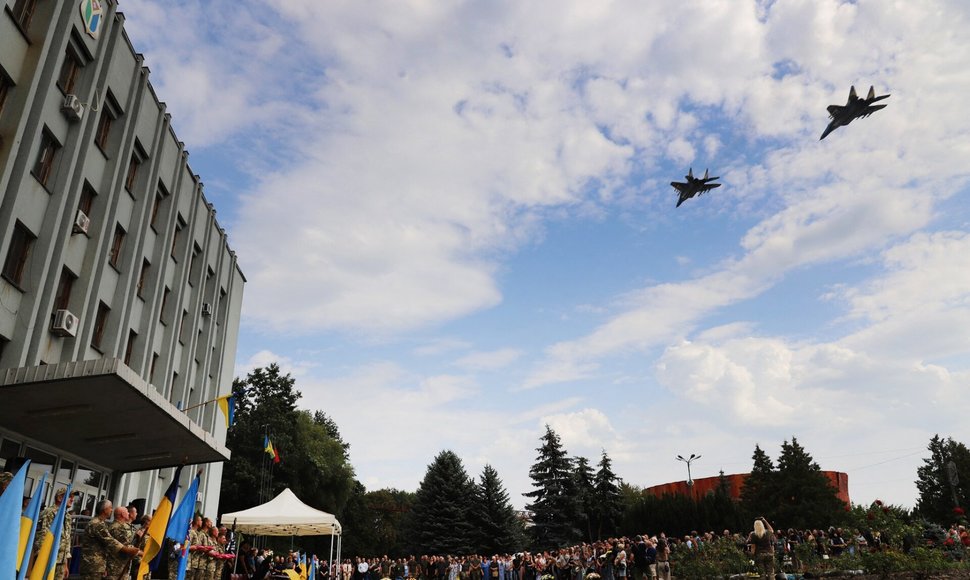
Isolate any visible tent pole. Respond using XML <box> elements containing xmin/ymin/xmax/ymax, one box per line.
<box><xmin>328</xmin><ymin>530</ymin><xmax>334</xmax><ymax>578</ymax></box>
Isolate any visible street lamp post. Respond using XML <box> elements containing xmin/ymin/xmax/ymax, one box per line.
<box><xmin>677</xmin><ymin>453</ymin><xmax>702</xmax><ymax>498</ymax></box>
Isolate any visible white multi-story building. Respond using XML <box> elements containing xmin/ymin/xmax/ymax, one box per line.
<box><xmin>0</xmin><ymin>0</ymin><xmax>245</xmax><ymax>519</ymax></box>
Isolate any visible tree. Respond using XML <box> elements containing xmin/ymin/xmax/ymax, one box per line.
<box><xmin>220</xmin><ymin>364</ymin><xmax>356</xmax><ymax>525</ymax></box>
<box><xmin>593</xmin><ymin>450</ymin><xmax>622</xmax><ymax>540</ymax></box>
<box><xmin>740</xmin><ymin>444</ymin><xmax>776</xmax><ymax>519</ymax></box>
<box><xmin>573</xmin><ymin>456</ymin><xmax>596</xmax><ymax>542</ymax></box>
<box><xmin>405</xmin><ymin>450</ymin><xmax>476</xmax><ymax>554</ymax></box>
<box><xmin>470</xmin><ymin>464</ymin><xmax>527</xmax><ymax>554</ymax></box>
<box><xmin>915</xmin><ymin>435</ymin><xmax>970</xmax><ymax>523</ymax></box>
<box><xmin>339</xmin><ymin>483</ymin><xmax>415</xmax><ymax>557</ymax></box>
<box><xmin>524</xmin><ymin>425</ymin><xmax>582</xmax><ymax>548</ymax></box>
<box><xmin>773</xmin><ymin>437</ymin><xmax>844</xmax><ymax>528</ymax></box>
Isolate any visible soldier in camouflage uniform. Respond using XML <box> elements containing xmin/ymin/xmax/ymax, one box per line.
<box><xmin>107</xmin><ymin>506</ymin><xmax>135</xmax><ymax>580</ymax></box>
<box><xmin>34</xmin><ymin>487</ymin><xmax>75</xmax><ymax>580</ymax></box>
<box><xmin>80</xmin><ymin>500</ymin><xmax>141</xmax><ymax>580</ymax></box>
<box><xmin>204</xmin><ymin>523</ymin><xmax>220</xmax><ymax>580</ymax></box>
<box><xmin>188</xmin><ymin>517</ymin><xmax>207</xmax><ymax>580</ymax></box>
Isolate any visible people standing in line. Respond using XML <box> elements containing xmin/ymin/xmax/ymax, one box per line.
<box><xmin>106</xmin><ymin>506</ymin><xmax>134</xmax><ymax>580</ymax></box>
<box><xmin>80</xmin><ymin>500</ymin><xmax>141</xmax><ymax>580</ymax></box>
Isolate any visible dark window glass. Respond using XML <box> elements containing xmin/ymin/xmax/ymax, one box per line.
<box><xmin>92</xmin><ymin>302</ymin><xmax>109</xmax><ymax>350</ymax></box>
<box><xmin>54</xmin><ymin>266</ymin><xmax>76</xmax><ymax>311</ymax></box>
<box><xmin>109</xmin><ymin>224</ymin><xmax>125</xmax><ymax>269</ymax></box>
<box><xmin>32</xmin><ymin>130</ymin><xmax>60</xmax><ymax>187</ymax></box>
<box><xmin>2</xmin><ymin>221</ymin><xmax>36</xmax><ymax>287</ymax></box>
<box><xmin>11</xmin><ymin>0</ymin><xmax>37</xmax><ymax>32</ymax></box>
<box><xmin>0</xmin><ymin>73</ymin><xmax>12</xmax><ymax>117</ymax></box>
<box><xmin>124</xmin><ymin>329</ymin><xmax>136</xmax><ymax>365</ymax></box>
<box><xmin>57</xmin><ymin>48</ymin><xmax>82</xmax><ymax>95</ymax></box>
<box><xmin>159</xmin><ymin>287</ymin><xmax>170</xmax><ymax>324</ymax></box>
<box><xmin>125</xmin><ymin>155</ymin><xmax>141</xmax><ymax>192</ymax></box>
<box><xmin>78</xmin><ymin>182</ymin><xmax>96</xmax><ymax>216</ymax></box>
<box><xmin>137</xmin><ymin>259</ymin><xmax>150</xmax><ymax>298</ymax></box>
<box><xmin>94</xmin><ymin>109</ymin><xmax>112</xmax><ymax>151</ymax></box>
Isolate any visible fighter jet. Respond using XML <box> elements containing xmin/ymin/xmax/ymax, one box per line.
<box><xmin>820</xmin><ymin>85</ymin><xmax>890</xmax><ymax>140</ymax></box>
<box><xmin>671</xmin><ymin>168</ymin><xmax>721</xmax><ymax>207</ymax></box>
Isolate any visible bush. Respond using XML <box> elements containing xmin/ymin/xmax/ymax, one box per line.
<box><xmin>670</xmin><ymin>538</ymin><xmax>751</xmax><ymax>580</ymax></box>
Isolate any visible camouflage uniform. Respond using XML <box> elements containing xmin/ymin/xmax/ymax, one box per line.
<box><xmin>81</xmin><ymin>516</ymin><xmax>126</xmax><ymax>580</ymax></box>
<box><xmin>35</xmin><ymin>503</ymin><xmax>74</xmax><ymax>580</ymax></box>
<box><xmin>107</xmin><ymin>519</ymin><xmax>134</xmax><ymax>580</ymax></box>
<box><xmin>203</xmin><ymin>534</ymin><xmax>219</xmax><ymax>580</ymax></box>
<box><xmin>187</xmin><ymin>528</ymin><xmax>204</xmax><ymax>580</ymax></box>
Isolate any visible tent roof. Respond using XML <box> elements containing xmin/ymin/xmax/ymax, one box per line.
<box><xmin>221</xmin><ymin>488</ymin><xmax>342</xmax><ymax>536</ymax></box>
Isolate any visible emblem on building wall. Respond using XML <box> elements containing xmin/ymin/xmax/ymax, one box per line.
<box><xmin>79</xmin><ymin>0</ymin><xmax>103</xmax><ymax>39</ymax></box>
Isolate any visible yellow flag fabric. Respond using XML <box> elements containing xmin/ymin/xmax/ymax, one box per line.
<box><xmin>284</xmin><ymin>570</ymin><xmax>302</xmax><ymax>580</ymax></box>
<box><xmin>216</xmin><ymin>394</ymin><xmax>234</xmax><ymax>427</ymax></box>
<box><xmin>137</xmin><ymin>466</ymin><xmax>183</xmax><ymax>580</ymax></box>
<box><xmin>27</xmin><ymin>532</ymin><xmax>55</xmax><ymax>580</ymax></box>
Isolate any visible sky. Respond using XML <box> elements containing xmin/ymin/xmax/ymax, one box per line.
<box><xmin>120</xmin><ymin>0</ymin><xmax>970</xmax><ymax>511</ymax></box>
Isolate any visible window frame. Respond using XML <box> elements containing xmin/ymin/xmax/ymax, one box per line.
<box><xmin>91</xmin><ymin>301</ymin><xmax>110</xmax><ymax>352</ymax></box>
<box><xmin>108</xmin><ymin>223</ymin><xmax>126</xmax><ymax>270</ymax></box>
<box><xmin>54</xmin><ymin>266</ymin><xmax>77</xmax><ymax>311</ymax></box>
<box><xmin>32</xmin><ymin>129</ymin><xmax>61</xmax><ymax>189</ymax></box>
<box><xmin>10</xmin><ymin>0</ymin><xmax>38</xmax><ymax>36</ymax></box>
<box><xmin>1</xmin><ymin>221</ymin><xmax>36</xmax><ymax>289</ymax></box>
<box><xmin>137</xmin><ymin>258</ymin><xmax>150</xmax><ymax>299</ymax></box>
<box><xmin>56</xmin><ymin>45</ymin><xmax>83</xmax><ymax>95</ymax></box>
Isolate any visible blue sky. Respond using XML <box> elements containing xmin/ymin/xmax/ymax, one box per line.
<box><xmin>121</xmin><ymin>0</ymin><xmax>970</xmax><ymax>510</ymax></box>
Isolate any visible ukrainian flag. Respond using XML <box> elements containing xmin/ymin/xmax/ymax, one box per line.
<box><xmin>28</xmin><ymin>482</ymin><xmax>71</xmax><ymax>580</ymax></box>
<box><xmin>1</xmin><ymin>461</ymin><xmax>30</xmax><ymax>579</ymax></box>
<box><xmin>17</xmin><ymin>471</ymin><xmax>47</xmax><ymax>580</ymax></box>
<box><xmin>216</xmin><ymin>394</ymin><xmax>235</xmax><ymax>428</ymax></box>
<box><xmin>264</xmin><ymin>436</ymin><xmax>275</xmax><ymax>457</ymax></box>
<box><xmin>137</xmin><ymin>465</ymin><xmax>183</xmax><ymax>580</ymax></box>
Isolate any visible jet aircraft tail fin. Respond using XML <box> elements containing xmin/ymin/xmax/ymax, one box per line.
<box><xmin>703</xmin><ymin>168</ymin><xmax>709</xmax><ymax>180</ymax></box>
<box><xmin>867</xmin><ymin>86</ymin><xmax>876</xmax><ymax>100</ymax></box>
<box><xmin>687</xmin><ymin>167</ymin><xmax>694</xmax><ymax>179</ymax></box>
<box><xmin>849</xmin><ymin>85</ymin><xmax>858</xmax><ymax>101</ymax></box>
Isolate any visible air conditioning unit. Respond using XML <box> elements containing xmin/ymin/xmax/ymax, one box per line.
<box><xmin>51</xmin><ymin>309</ymin><xmax>79</xmax><ymax>337</ymax></box>
<box><xmin>73</xmin><ymin>209</ymin><xmax>91</xmax><ymax>235</ymax></box>
<box><xmin>201</xmin><ymin>302</ymin><xmax>213</xmax><ymax>317</ymax></box>
<box><xmin>62</xmin><ymin>94</ymin><xmax>84</xmax><ymax>121</ymax></box>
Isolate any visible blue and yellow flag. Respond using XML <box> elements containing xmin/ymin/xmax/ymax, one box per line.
<box><xmin>17</xmin><ymin>471</ymin><xmax>46</xmax><ymax>580</ymax></box>
<box><xmin>137</xmin><ymin>465</ymin><xmax>183</xmax><ymax>580</ymax></box>
<box><xmin>216</xmin><ymin>395</ymin><xmax>235</xmax><ymax>427</ymax></box>
<box><xmin>1</xmin><ymin>461</ymin><xmax>30</xmax><ymax>579</ymax></box>
<box><xmin>168</xmin><ymin>472</ymin><xmax>200</xmax><ymax>580</ymax></box>
<box><xmin>28</xmin><ymin>483</ymin><xmax>71</xmax><ymax>580</ymax></box>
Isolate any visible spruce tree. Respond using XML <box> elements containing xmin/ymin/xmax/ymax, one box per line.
<box><xmin>773</xmin><ymin>437</ymin><xmax>844</xmax><ymax>528</ymax></box>
<box><xmin>740</xmin><ymin>444</ymin><xmax>776</xmax><ymax>519</ymax></box>
<box><xmin>406</xmin><ymin>450</ymin><xmax>476</xmax><ymax>554</ymax></box>
<box><xmin>593</xmin><ymin>450</ymin><xmax>622</xmax><ymax>540</ymax></box>
<box><xmin>574</xmin><ymin>456</ymin><xmax>596</xmax><ymax>542</ymax></box>
<box><xmin>471</xmin><ymin>464</ymin><xmax>527</xmax><ymax>554</ymax></box>
<box><xmin>524</xmin><ymin>425</ymin><xmax>583</xmax><ymax>548</ymax></box>
<box><xmin>915</xmin><ymin>435</ymin><xmax>970</xmax><ymax>523</ymax></box>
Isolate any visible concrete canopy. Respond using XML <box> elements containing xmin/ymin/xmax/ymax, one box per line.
<box><xmin>222</xmin><ymin>488</ymin><xmax>342</xmax><ymax>536</ymax></box>
<box><xmin>0</xmin><ymin>359</ymin><xmax>230</xmax><ymax>472</ymax></box>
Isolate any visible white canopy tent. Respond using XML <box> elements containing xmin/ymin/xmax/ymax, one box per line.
<box><xmin>222</xmin><ymin>488</ymin><xmax>342</xmax><ymax>572</ymax></box>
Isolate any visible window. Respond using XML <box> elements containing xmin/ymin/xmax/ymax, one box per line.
<box><xmin>56</xmin><ymin>47</ymin><xmax>83</xmax><ymax>95</ymax></box>
<box><xmin>94</xmin><ymin>109</ymin><xmax>112</xmax><ymax>151</ymax></box>
<box><xmin>188</xmin><ymin>243</ymin><xmax>202</xmax><ymax>286</ymax></box>
<box><xmin>170</xmin><ymin>216</ymin><xmax>185</xmax><ymax>260</ymax></box>
<box><xmin>10</xmin><ymin>0</ymin><xmax>37</xmax><ymax>33</ymax></box>
<box><xmin>124</xmin><ymin>330</ymin><xmax>136</xmax><ymax>366</ymax></box>
<box><xmin>32</xmin><ymin>129</ymin><xmax>60</xmax><ymax>188</ymax></box>
<box><xmin>54</xmin><ymin>267</ymin><xmax>76</xmax><ymax>311</ymax></box>
<box><xmin>92</xmin><ymin>301</ymin><xmax>109</xmax><ymax>351</ymax></box>
<box><xmin>150</xmin><ymin>186</ymin><xmax>167</xmax><ymax>230</ymax></box>
<box><xmin>137</xmin><ymin>259</ymin><xmax>150</xmax><ymax>298</ymax></box>
<box><xmin>178</xmin><ymin>309</ymin><xmax>188</xmax><ymax>344</ymax></box>
<box><xmin>149</xmin><ymin>352</ymin><xmax>159</xmax><ymax>385</ymax></box>
<box><xmin>78</xmin><ymin>182</ymin><xmax>96</xmax><ymax>216</ymax></box>
<box><xmin>2</xmin><ymin>221</ymin><xmax>36</xmax><ymax>288</ymax></box>
<box><xmin>159</xmin><ymin>287</ymin><xmax>170</xmax><ymax>324</ymax></box>
<box><xmin>0</xmin><ymin>72</ymin><xmax>12</xmax><ymax>118</ymax></box>
<box><xmin>109</xmin><ymin>224</ymin><xmax>125</xmax><ymax>269</ymax></box>
<box><xmin>125</xmin><ymin>143</ymin><xmax>146</xmax><ymax>194</ymax></box>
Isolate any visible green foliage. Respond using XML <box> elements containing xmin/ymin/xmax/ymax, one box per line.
<box><xmin>593</xmin><ymin>450</ymin><xmax>622</xmax><ymax>540</ymax></box>
<box><xmin>669</xmin><ymin>538</ymin><xmax>750</xmax><ymax>580</ymax></box>
<box><xmin>619</xmin><ymin>489</ymin><xmax>745</xmax><ymax>538</ymax></box>
<box><xmin>573</xmin><ymin>456</ymin><xmax>596</xmax><ymax>542</ymax></box>
<box><xmin>471</xmin><ymin>464</ymin><xmax>527</xmax><ymax>554</ymax></box>
<box><xmin>525</xmin><ymin>425</ymin><xmax>583</xmax><ymax>549</ymax></box>
<box><xmin>221</xmin><ymin>364</ymin><xmax>356</xmax><ymax>526</ymax></box>
<box><xmin>915</xmin><ymin>434</ymin><xmax>970</xmax><ymax>524</ymax></box>
<box><xmin>339</xmin><ymin>483</ymin><xmax>414</xmax><ymax>557</ymax></box>
<box><xmin>405</xmin><ymin>450</ymin><xmax>476</xmax><ymax>554</ymax></box>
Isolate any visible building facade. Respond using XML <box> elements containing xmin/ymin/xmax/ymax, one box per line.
<box><xmin>645</xmin><ymin>471</ymin><xmax>851</xmax><ymax>505</ymax></box>
<box><xmin>0</xmin><ymin>0</ymin><xmax>244</xmax><ymax>519</ymax></box>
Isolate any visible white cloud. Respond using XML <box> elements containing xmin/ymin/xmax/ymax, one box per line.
<box><xmin>454</xmin><ymin>348</ymin><xmax>523</xmax><ymax>371</ymax></box>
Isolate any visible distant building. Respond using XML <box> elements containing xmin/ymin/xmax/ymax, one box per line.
<box><xmin>0</xmin><ymin>0</ymin><xmax>244</xmax><ymax>518</ymax></box>
<box><xmin>644</xmin><ymin>471</ymin><xmax>850</xmax><ymax>505</ymax></box>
